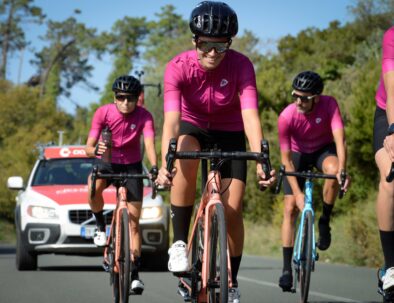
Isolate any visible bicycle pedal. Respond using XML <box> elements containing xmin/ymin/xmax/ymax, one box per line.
<box><xmin>177</xmin><ymin>286</ymin><xmax>191</xmax><ymax>302</ymax></box>
<box><xmin>102</xmin><ymin>262</ymin><xmax>110</xmax><ymax>272</ymax></box>
<box><xmin>315</xmin><ymin>252</ymin><xmax>319</xmax><ymax>261</ymax></box>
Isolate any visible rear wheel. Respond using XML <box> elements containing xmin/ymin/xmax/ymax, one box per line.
<box><xmin>299</xmin><ymin>211</ymin><xmax>313</xmax><ymax>303</ymax></box>
<box><xmin>110</xmin><ymin>223</ymin><xmax>120</xmax><ymax>303</ymax></box>
<box><xmin>190</xmin><ymin>214</ymin><xmax>204</xmax><ymax>303</ymax></box>
<box><xmin>207</xmin><ymin>203</ymin><xmax>228</xmax><ymax>303</ymax></box>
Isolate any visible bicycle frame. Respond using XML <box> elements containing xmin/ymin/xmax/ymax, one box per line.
<box><xmin>292</xmin><ymin>178</ymin><xmax>316</xmax><ymax>291</ymax></box>
<box><xmin>166</xmin><ymin>138</ymin><xmax>272</xmax><ymax>303</ymax></box>
<box><xmin>90</xmin><ymin>166</ymin><xmax>157</xmax><ymax>302</ymax></box>
<box><xmin>104</xmin><ymin>185</ymin><xmax>130</xmax><ymax>274</ymax></box>
<box><xmin>275</xmin><ymin>165</ymin><xmax>346</xmax><ymax>301</ymax></box>
<box><xmin>179</xmin><ymin>168</ymin><xmax>232</xmax><ymax>302</ymax></box>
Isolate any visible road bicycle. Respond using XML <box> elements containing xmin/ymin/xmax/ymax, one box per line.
<box><xmin>165</xmin><ymin>138</ymin><xmax>272</xmax><ymax>303</ymax></box>
<box><xmin>275</xmin><ymin>165</ymin><xmax>346</xmax><ymax>303</ymax></box>
<box><xmin>90</xmin><ymin>165</ymin><xmax>157</xmax><ymax>303</ymax></box>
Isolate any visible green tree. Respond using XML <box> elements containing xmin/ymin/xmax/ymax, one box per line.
<box><xmin>30</xmin><ymin>15</ymin><xmax>99</xmax><ymax>100</ymax></box>
<box><xmin>0</xmin><ymin>0</ymin><xmax>44</xmax><ymax>79</ymax></box>
<box><xmin>98</xmin><ymin>17</ymin><xmax>149</xmax><ymax>105</ymax></box>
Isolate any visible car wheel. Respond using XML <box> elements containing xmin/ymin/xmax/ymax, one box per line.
<box><xmin>16</xmin><ymin>229</ymin><xmax>37</xmax><ymax>271</ymax></box>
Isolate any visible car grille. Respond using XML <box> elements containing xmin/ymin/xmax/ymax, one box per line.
<box><xmin>69</xmin><ymin>210</ymin><xmax>113</xmax><ymax>225</ymax></box>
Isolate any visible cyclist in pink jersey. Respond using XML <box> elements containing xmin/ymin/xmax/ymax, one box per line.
<box><xmin>277</xmin><ymin>71</ymin><xmax>350</xmax><ymax>292</ymax></box>
<box><xmin>373</xmin><ymin>26</ymin><xmax>394</xmax><ymax>296</ymax></box>
<box><xmin>156</xmin><ymin>2</ymin><xmax>275</xmax><ymax>302</ymax></box>
<box><xmin>85</xmin><ymin>75</ymin><xmax>157</xmax><ymax>294</ymax></box>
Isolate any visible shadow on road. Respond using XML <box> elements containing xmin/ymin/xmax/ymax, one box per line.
<box><xmin>39</xmin><ymin>265</ymin><xmax>104</xmax><ymax>272</ymax></box>
<box><xmin>0</xmin><ymin>245</ymin><xmax>15</xmax><ymax>254</ymax></box>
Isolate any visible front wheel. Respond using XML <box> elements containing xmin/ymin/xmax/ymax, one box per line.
<box><xmin>299</xmin><ymin>210</ymin><xmax>313</xmax><ymax>303</ymax></box>
<box><xmin>119</xmin><ymin>209</ymin><xmax>131</xmax><ymax>303</ymax></box>
<box><xmin>207</xmin><ymin>203</ymin><xmax>228</xmax><ymax>303</ymax></box>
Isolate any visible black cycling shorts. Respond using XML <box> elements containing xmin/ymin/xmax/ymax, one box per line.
<box><xmin>373</xmin><ymin>106</ymin><xmax>388</xmax><ymax>154</ymax></box>
<box><xmin>179</xmin><ymin>121</ymin><xmax>247</xmax><ymax>182</ymax></box>
<box><xmin>95</xmin><ymin>160</ymin><xmax>143</xmax><ymax>202</ymax></box>
<box><xmin>283</xmin><ymin>143</ymin><xmax>337</xmax><ymax>195</ymax></box>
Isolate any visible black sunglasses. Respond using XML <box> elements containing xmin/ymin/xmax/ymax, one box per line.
<box><xmin>115</xmin><ymin>94</ymin><xmax>138</xmax><ymax>102</ymax></box>
<box><xmin>291</xmin><ymin>92</ymin><xmax>316</xmax><ymax>103</ymax></box>
<box><xmin>196</xmin><ymin>40</ymin><xmax>231</xmax><ymax>54</ymax></box>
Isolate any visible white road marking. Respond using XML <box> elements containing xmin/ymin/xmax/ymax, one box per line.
<box><xmin>238</xmin><ymin>275</ymin><xmax>359</xmax><ymax>302</ymax></box>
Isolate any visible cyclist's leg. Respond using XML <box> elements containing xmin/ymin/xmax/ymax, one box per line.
<box><xmin>316</xmin><ymin>144</ymin><xmax>338</xmax><ymax>250</ymax></box>
<box><xmin>88</xmin><ymin>161</ymin><xmax>112</xmax><ymax>246</ymax></box>
<box><xmin>376</xmin><ymin>149</ymin><xmax>394</xmax><ymax>293</ymax></box>
<box><xmin>168</xmin><ymin>124</ymin><xmax>201</xmax><ymax>272</ymax></box>
<box><xmin>214</xmin><ymin>129</ymin><xmax>246</xmax><ymax>292</ymax></box>
<box><xmin>279</xmin><ymin>151</ymin><xmax>307</xmax><ymax>291</ymax></box>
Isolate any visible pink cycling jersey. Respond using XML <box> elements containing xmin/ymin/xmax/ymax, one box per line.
<box><xmin>88</xmin><ymin>104</ymin><xmax>155</xmax><ymax>164</ymax></box>
<box><xmin>164</xmin><ymin>49</ymin><xmax>258</xmax><ymax>131</ymax></box>
<box><xmin>376</xmin><ymin>26</ymin><xmax>394</xmax><ymax>110</ymax></box>
<box><xmin>278</xmin><ymin>96</ymin><xmax>344</xmax><ymax>154</ymax></box>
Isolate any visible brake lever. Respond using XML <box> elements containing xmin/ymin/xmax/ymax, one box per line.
<box><xmin>259</xmin><ymin>139</ymin><xmax>272</xmax><ymax>191</ymax></box>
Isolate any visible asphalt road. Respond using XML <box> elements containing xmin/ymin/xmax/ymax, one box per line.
<box><xmin>0</xmin><ymin>245</ymin><xmax>383</xmax><ymax>303</ymax></box>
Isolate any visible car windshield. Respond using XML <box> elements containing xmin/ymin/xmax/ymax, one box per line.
<box><xmin>32</xmin><ymin>158</ymin><xmax>95</xmax><ymax>186</ymax></box>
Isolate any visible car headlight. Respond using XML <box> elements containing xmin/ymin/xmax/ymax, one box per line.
<box><xmin>27</xmin><ymin>206</ymin><xmax>58</xmax><ymax>219</ymax></box>
<box><xmin>141</xmin><ymin>206</ymin><xmax>162</xmax><ymax>219</ymax></box>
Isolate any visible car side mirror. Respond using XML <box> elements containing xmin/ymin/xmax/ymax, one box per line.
<box><xmin>7</xmin><ymin>176</ymin><xmax>24</xmax><ymax>190</ymax></box>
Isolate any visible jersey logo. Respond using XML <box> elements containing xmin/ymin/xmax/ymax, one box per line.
<box><xmin>130</xmin><ymin>124</ymin><xmax>136</xmax><ymax>130</ymax></box>
<box><xmin>220</xmin><ymin>79</ymin><xmax>228</xmax><ymax>87</ymax></box>
<box><xmin>315</xmin><ymin>118</ymin><xmax>322</xmax><ymax>124</ymax></box>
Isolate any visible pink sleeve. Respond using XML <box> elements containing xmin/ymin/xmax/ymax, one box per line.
<box><xmin>382</xmin><ymin>27</ymin><xmax>394</xmax><ymax>74</ymax></box>
<box><xmin>88</xmin><ymin>106</ymin><xmax>105</xmax><ymax>139</ymax></box>
<box><xmin>142</xmin><ymin>111</ymin><xmax>155</xmax><ymax>138</ymax></box>
<box><xmin>164</xmin><ymin>60</ymin><xmax>182</xmax><ymax>113</ymax></box>
<box><xmin>329</xmin><ymin>98</ymin><xmax>344</xmax><ymax>131</ymax></box>
<box><xmin>278</xmin><ymin>113</ymin><xmax>291</xmax><ymax>152</ymax></box>
<box><xmin>238</xmin><ymin>57</ymin><xmax>258</xmax><ymax>110</ymax></box>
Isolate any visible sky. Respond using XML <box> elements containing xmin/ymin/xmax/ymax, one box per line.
<box><xmin>7</xmin><ymin>0</ymin><xmax>357</xmax><ymax>113</ymax></box>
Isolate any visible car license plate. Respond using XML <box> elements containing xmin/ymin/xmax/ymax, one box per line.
<box><xmin>80</xmin><ymin>225</ymin><xmax>111</xmax><ymax>239</ymax></box>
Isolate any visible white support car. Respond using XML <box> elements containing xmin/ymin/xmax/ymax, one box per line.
<box><xmin>7</xmin><ymin>145</ymin><xmax>169</xmax><ymax>271</ymax></box>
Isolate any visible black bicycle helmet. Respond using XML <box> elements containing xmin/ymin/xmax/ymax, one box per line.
<box><xmin>189</xmin><ymin>1</ymin><xmax>238</xmax><ymax>38</ymax></box>
<box><xmin>292</xmin><ymin>71</ymin><xmax>324</xmax><ymax>95</ymax></box>
<box><xmin>112</xmin><ymin>75</ymin><xmax>142</xmax><ymax>95</ymax></box>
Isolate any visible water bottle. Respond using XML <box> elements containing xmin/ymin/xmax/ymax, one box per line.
<box><xmin>101</xmin><ymin>126</ymin><xmax>112</xmax><ymax>163</ymax></box>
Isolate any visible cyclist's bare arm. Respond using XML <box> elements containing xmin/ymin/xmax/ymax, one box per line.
<box><xmin>144</xmin><ymin>136</ymin><xmax>157</xmax><ymax>168</ymax></box>
<box><xmin>158</xmin><ymin>111</ymin><xmax>180</xmax><ymax>186</ymax></box>
<box><xmin>332</xmin><ymin>128</ymin><xmax>350</xmax><ymax>191</ymax></box>
<box><xmin>384</xmin><ymin>71</ymin><xmax>394</xmax><ymax>161</ymax></box>
<box><xmin>85</xmin><ymin>137</ymin><xmax>107</xmax><ymax>158</ymax></box>
<box><xmin>241</xmin><ymin>108</ymin><xmax>275</xmax><ymax>185</ymax></box>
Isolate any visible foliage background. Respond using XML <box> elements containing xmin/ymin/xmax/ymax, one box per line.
<box><xmin>1</xmin><ymin>0</ymin><xmax>392</xmax><ymax>267</ymax></box>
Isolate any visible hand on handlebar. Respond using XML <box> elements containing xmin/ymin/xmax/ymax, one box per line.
<box><xmin>257</xmin><ymin>165</ymin><xmax>276</xmax><ymax>189</ymax></box>
<box><xmin>155</xmin><ymin>166</ymin><xmax>176</xmax><ymax>189</ymax></box>
<box><xmin>337</xmin><ymin>170</ymin><xmax>350</xmax><ymax>193</ymax></box>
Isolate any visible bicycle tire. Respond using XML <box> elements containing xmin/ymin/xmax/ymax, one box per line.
<box><xmin>119</xmin><ymin>209</ymin><xmax>131</xmax><ymax>303</ymax></box>
<box><xmin>299</xmin><ymin>210</ymin><xmax>313</xmax><ymax>303</ymax></box>
<box><xmin>207</xmin><ymin>203</ymin><xmax>228</xmax><ymax>303</ymax></box>
<box><xmin>110</xmin><ymin>224</ymin><xmax>120</xmax><ymax>303</ymax></box>
<box><xmin>190</xmin><ymin>214</ymin><xmax>204</xmax><ymax>302</ymax></box>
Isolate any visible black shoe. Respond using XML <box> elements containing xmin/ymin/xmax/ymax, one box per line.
<box><xmin>279</xmin><ymin>270</ymin><xmax>293</xmax><ymax>292</ymax></box>
<box><xmin>317</xmin><ymin>217</ymin><xmax>331</xmax><ymax>251</ymax></box>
